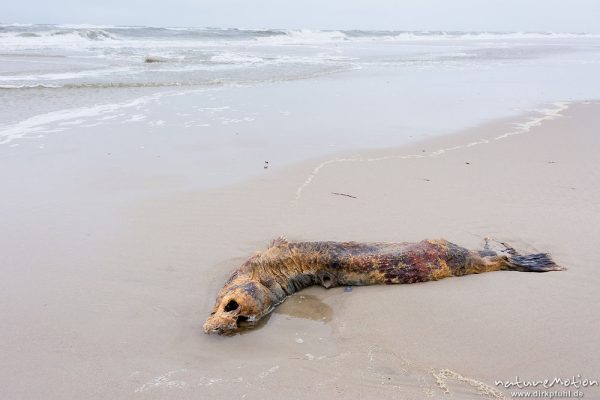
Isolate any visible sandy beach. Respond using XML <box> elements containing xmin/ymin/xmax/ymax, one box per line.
<box><xmin>1</xmin><ymin>97</ymin><xmax>599</xmax><ymax>399</ymax></box>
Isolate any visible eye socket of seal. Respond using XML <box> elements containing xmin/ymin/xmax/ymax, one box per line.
<box><xmin>224</xmin><ymin>300</ymin><xmax>239</xmax><ymax>312</ymax></box>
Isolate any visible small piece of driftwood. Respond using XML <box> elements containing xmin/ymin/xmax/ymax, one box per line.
<box><xmin>331</xmin><ymin>192</ymin><xmax>357</xmax><ymax>199</ymax></box>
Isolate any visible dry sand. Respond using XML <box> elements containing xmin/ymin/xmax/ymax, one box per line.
<box><xmin>1</xmin><ymin>102</ymin><xmax>599</xmax><ymax>399</ymax></box>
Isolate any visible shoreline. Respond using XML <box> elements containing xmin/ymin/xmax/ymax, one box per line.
<box><xmin>1</xmin><ymin>100</ymin><xmax>599</xmax><ymax>399</ymax></box>
<box><xmin>3</xmin><ymin>61</ymin><xmax>598</xmax><ymax>194</ymax></box>
<box><xmin>289</xmin><ymin>101</ymin><xmax>572</xmax><ymax>204</ymax></box>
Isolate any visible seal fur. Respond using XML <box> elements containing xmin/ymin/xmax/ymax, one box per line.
<box><xmin>203</xmin><ymin>238</ymin><xmax>563</xmax><ymax>334</ymax></box>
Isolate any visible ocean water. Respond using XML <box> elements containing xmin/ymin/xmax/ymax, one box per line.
<box><xmin>1</xmin><ymin>25</ymin><xmax>599</xmax><ymax>90</ymax></box>
<box><xmin>1</xmin><ymin>24</ymin><xmax>600</xmax><ymax>186</ymax></box>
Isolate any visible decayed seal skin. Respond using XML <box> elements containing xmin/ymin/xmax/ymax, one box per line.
<box><xmin>203</xmin><ymin>238</ymin><xmax>564</xmax><ymax>335</ymax></box>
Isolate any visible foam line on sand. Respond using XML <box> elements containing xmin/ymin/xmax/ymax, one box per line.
<box><xmin>292</xmin><ymin>102</ymin><xmax>570</xmax><ymax>203</ymax></box>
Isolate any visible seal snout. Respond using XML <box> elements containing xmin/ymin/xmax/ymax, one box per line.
<box><xmin>203</xmin><ymin>313</ymin><xmax>238</xmax><ymax>335</ymax></box>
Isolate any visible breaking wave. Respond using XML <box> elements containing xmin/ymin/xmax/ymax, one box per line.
<box><xmin>1</xmin><ymin>24</ymin><xmax>597</xmax><ymax>46</ymax></box>
<box><xmin>0</xmin><ymin>27</ymin><xmax>118</xmax><ymax>45</ymax></box>
<box><xmin>256</xmin><ymin>29</ymin><xmax>599</xmax><ymax>44</ymax></box>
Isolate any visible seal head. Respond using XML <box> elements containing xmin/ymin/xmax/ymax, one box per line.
<box><xmin>203</xmin><ymin>280</ymin><xmax>273</xmax><ymax>335</ymax></box>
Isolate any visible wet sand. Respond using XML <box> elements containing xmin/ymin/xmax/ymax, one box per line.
<box><xmin>1</xmin><ymin>102</ymin><xmax>599</xmax><ymax>399</ymax></box>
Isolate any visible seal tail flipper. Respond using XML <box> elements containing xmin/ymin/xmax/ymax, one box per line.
<box><xmin>505</xmin><ymin>253</ymin><xmax>565</xmax><ymax>272</ymax></box>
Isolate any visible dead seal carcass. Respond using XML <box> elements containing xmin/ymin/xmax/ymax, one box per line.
<box><xmin>203</xmin><ymin>238</ymin><xmax>563</xmax><ymax>334</ymax></box>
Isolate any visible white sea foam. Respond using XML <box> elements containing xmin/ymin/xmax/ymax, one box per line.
<box><xmin>0</xmin><ymin>67</ymin><xmax>136</xmax><ymax>82</ymax></box>
<box><xmin>257</xmin><ymin>365</ymin><xmax>280</xmax><ymax>379</ymax></box>
<box><xmin>122</xmin><ymin>114</ymin><xmax>147</xmax><ymax>123</ymax></box>
<box><xmin>255</xmin><ymin>29</ymin><xmax>598</xmax><ymax>45</ymax></box>
<box><xmin>494</xmin><ymin>102</ymin><xmax>569</xmax><ymax>140</ymax></box>
<box><xmin>256</xmin><ymin>29</ymin><xmax>348</xmax><ymax>44</ymax></box>
<box><xmin>0</xmin><ymin>91</ymin><xmax>174</xmax><ymax>144</ymax></box>
<box><xmin>0</xmin><ymin>29</ymin><xmax>118</xmax><ymax>45</ymax></box>
<box><xmin>59</xmin><ymin>119</ymin><xmax>86</xmax><ymax>126</ymax></box>
<box><xmin>0</xmin><ymin>84</ymin><xmax>61</xmax><ymax>89</ymax></box>
<box><xmin>375</xmin><ymin>31</ymin><xmax>598</xmax><ymax>42</ymax></box>
<box><xmin>55</xmin><ymin>24</ymin><xmax>123</xmax><ymax>29</ymax></box>
<box><xmin>432</xmin><ymin>369</ymin><xmax>505</xmax><ymax>399</ymax></box>
<box><xmin>134</xmin><ymin>369</ymin><xmax>188</xmax><ymax>393</ymax></box>
<box><xmin>210</xmin><ymin>52</ymin><xmax>264</xmax><ymax>64</ymax></box>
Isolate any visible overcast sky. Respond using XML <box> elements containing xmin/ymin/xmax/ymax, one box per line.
<box><xmin>4</xmin><ymin>0</ymin><xmax>600</xmax><ymax>32</ymax></box>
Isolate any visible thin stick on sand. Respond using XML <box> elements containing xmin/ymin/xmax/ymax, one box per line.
<box><xmin>331</xmin><ymin>192</ymin><xmax>357</xmax><ymax>199</ymax></box>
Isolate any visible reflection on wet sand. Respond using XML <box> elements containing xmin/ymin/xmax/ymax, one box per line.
<box><xmin>234</xmin><ymin>294</ymin><xmax>332</xmax><ymax>335</ymax></box>
<box><xmin>274</xmin><ymin>294</ymin><xmax>333</xmax><ymax>322</ymax></box>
